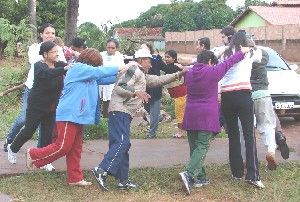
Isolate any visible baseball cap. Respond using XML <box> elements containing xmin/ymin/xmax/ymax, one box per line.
<box><xmin>134</xmin><ymin>48</ymin><xmax>152</xmax><ymax>59</ymax></box>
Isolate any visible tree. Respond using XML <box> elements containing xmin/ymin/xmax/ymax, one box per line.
<box><xmin>65</xmin><ymin>0</ymin><xmax>79</xmax><ymax>45</ymax></box>
<box><xmin>163</xmin><ymin>2</ymin><xmax>197</xmax><ymax>32</ymax></box>
<box><xmin>28</xmin><ymin>0</ymin><xmax>37</xmax><ymax>43</ymax></box>
<box><xmin>0</xmin><ymin>18</ymin><xmax>32</xmax><ymax>59</ymax></box>
<box><xmin>77</xmin><ymin>22</ymin><xmax>107</xmax><ymax>51</ymax></box>
<box><xmin>193</xmin><ymin>0</ymin><xmax>236</xmax><ymax>30</ymax></box>
<box><xmin>36</xmin><ymin>0</ymin><xmax>67</xmax><ymax>37</ymax></box>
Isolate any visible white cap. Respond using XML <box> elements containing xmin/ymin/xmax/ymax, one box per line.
<box><xmin>134</xmin><ymin>48</ymin><xmax>152</xmax><ymax>59</ymax></box>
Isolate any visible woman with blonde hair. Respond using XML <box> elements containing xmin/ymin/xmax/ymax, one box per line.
<box><xmin>26</xmin><ymin>48</ymin><xmax>119</xmax><ymax>186</ymax></box>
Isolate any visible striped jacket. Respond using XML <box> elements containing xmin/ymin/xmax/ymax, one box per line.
<box><xmin>109</xmin><ymin>62</ymin><xmax>179</xmax><ymax>117</ymax></box>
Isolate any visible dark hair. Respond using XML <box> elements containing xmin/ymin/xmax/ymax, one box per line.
<box><xmin>221</xmin><ymin>26</ymin><xmax>236</xmax><ymax>37</ymax></box>
<box><xmin>38</xmin><ymin>23</ymin><xmax>55</xmax><ymax>34</ymax></box>
<box><xmin>71</xmin><ymin>37</ymin><xmax>87</xmax><ymax>49</ymax></box>
<box><xmin>198</xmin><ymin>37</ymin><xmax>210</xmax><ymax>50</ymax></box>
<box><xmin>106</xmin><ymin>38</ymin><xmax>119</xmax><ymax>49</ymax></box>
<box><xmin>197</xmin><ymin>50</ymin><xmax>218</xmax><ymax>65</ymax></box>
<box><xmin>165</xmin><ymin>50</ymin><xmax>178</xmax><ymax>63</ymax></box>
<box><xmin>77</xmin><ymin>48</ymin><xmax>103</xmax><ymax>67</ymax></box>
<box><xmin>37</xmin><ymin>23</ymin><xmax>55</xmax><ymax>42</ymax></box>
<box><xmin>221</xmin><ymin>26</ymin><xmax>236</xmax><ymax>43</ymax></box>
<box><xmin>39</xmin><ymin>41</ymin><xmax>57</xmax><ymax>56</ymax></box>
<box><xmin>224</xmin><ymin>32</ymin><xmax>249</xmax><ymax>58</ymax></box>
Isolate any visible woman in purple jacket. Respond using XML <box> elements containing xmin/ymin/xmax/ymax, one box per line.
<box><xmin>179</xmin><ymin>48</ymin><xmax>250</xmax><ymax>195</ymax></box>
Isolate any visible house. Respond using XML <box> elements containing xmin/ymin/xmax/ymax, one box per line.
<box><xmin>113</xmin><ymin>27</ymin><xmax>165</xmax><ymax>50</ymax></box>
<box><xmin>230</xmin><ymin>0</ymin><xmax>300</xmax><ymax>29</ymax></box>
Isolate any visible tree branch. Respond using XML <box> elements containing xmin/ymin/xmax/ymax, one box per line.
<box><xmin>0</xmin><ymin>83</ymin><xmax>25</xmax><ymax>96</ymax></box>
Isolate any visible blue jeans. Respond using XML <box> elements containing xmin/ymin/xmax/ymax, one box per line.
<box><xmin>146</xmin><ymin>98</ymin><xmax>161</xmax><ymax>138</ymax></box>
<box><xmin>99</xmin><ymin>111</ymin><xmax>132</xmax><ymax>182</ymax></box>
<box><xmin>6</xmin><ymin>87</ymin><xmax>42</xmax><ymax>147</ymax></box>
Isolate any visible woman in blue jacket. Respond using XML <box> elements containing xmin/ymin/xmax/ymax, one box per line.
<box><xmin>26</xmin><ymin>48</ymin><xmax>119</xmax><ymax>186</ymax></box>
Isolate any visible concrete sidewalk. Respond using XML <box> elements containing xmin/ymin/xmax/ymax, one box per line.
<box><xmin>1</xmin><ymin>136</ymin><xmax>299</xmax><ymax>176</ymax></box>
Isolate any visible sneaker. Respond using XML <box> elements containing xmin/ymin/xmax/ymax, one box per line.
<box><xmin>25</xmin><ymin>149</ymin><xmax>34</xmax><ymax>170</ymax></box>
<box><xmin>266</xmin><ymin>153</ymin><xmax>277</xmax><ymax>170</ymax></box>
<box><xmin>92</xmin><ymin>167</ymin><xmax>108</xmax><ymax>191</ymax></box>
<box><xmin>4</xmin><ymin>139</ymin><xmax>8</xmax><ymax>152</ymax></box>
<box><xmin>117</xmin><ymin>180</ymin><xmax>138</xmax><ymax>190</ymax></box>
<box><xmin>193</xmin><ymin>178</ymin><xmax>210</xmax><ymax>188</ymax></box>
<box><xmin>246</xmin><ymin>180</ymin><xmax>265</xmax><ymax>189</ymax></box>
<box><xmin>7</xmin><ymin>144</ymin><xmax>16</xmax><ymax>164</ymax></box>
<box><xmin>69</xmin><ymin>180</ymin><xmax>92</xmax><ymax>186</ymax></box>
<box><xmin>275</xmin><ymin>132</ymin><xmax>289</xmax><ymax>159</ymax></box>
<box><xmin>179</xmin><ymin>171</ymin><xmax>193</xmax><ymax>195</ymax></box>
<box><xmin>40</xmin><ymin>163</ymin><xmax>55</xmax><ymax>171</ymax></box>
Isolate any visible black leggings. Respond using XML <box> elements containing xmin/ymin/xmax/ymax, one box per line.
<box><xmin>221</xmin><ymin>90</ymin><xmax>260</xmax><ymax>181</ymax></box>
<box><xmin>10</xmin><ymin>108</ymin><xmax>55</xmax><ymax>153</ymax></box>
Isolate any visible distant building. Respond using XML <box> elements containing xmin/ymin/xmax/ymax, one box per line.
<box><xmin>230</xmin><ymin>0</ymin><xmax>300</xmax><ymax>29</ymax></box>
<box><xmin>113</xmin><ymin>27</ymin><xmax>165</xmax><ymax>50</ymax></box>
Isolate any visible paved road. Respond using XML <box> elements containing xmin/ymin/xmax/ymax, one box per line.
<box><xmin>0</xmin><ymin>118</ymin><xmax>299</xmax><ymax>176</ymax></box>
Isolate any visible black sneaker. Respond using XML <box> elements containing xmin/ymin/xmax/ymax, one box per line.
<box><xmin>179</xmin><ymin>171</ymin><xmax>193</xmax><ymax>195</ymax></box>
<box><xmin>144</xmin><ymin>135</ymin><xmax>156</xmax><ymax>139</ymax></box>
<box><xmin>4</xmin><ymin>139</ymin><xmax>8</xmax><ymax>152</ymax></box>
<box><xmin>193</xmin><ymin>178</ymin><xmax>210</xmax><ymax>188</ymax></box>
<box><xmin>117</xmin><ymin>180</ymin><xmax>138</xmax><ymax>190</ymax></box>
<box><xmin>275</xmin><ymin>131</ymin><xmax>289</xmax><ymax>159</ymax></box>
<box><xmin>231</xmin><ymin>175</ymin><xmax>243</xmax><ymax>181</ymax></box>
<box><xmin>92</xmin><ymin>167</ymin><xmax>108</xmax><ymax>191</ymax></box>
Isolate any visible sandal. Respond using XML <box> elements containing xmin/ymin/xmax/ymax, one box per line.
<box><xmin>69</xmin><ymin>180</ymin><xmax>92</xmax><ymax>186</ymax></box>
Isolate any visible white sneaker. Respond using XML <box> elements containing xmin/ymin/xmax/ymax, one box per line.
<box><xmin>40</xmin><ymin>163</ymin><xmax>55</xmax><ymax>171</ymax></box>
<box><xmin>7</xmin><ymin>144</ymin><xmax>17</xmax><ymax>164</ymax></box>
<box><xmin>246</xmin><ymin>180</ymin><xmax>265</xmax><ymax>189</ymax></box>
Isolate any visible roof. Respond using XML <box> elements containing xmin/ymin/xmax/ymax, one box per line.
<box><xmin>274</xmin><ymin>0</ymin><xmax>300</xmax><ymax>6</ymax></box>
<box><xmin>113</xmin><ymin>27</ymin><xmax>163</xmax><ymax>38</ymax></box>
<box><xmin>230</xmin><ymin>6</ymin><xmax>300</xmax><ymax>26</ymax></box>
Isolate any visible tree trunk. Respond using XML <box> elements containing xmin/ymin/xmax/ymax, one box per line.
<box><xmin>65</xmin><ymin>0</ymin><xmax>79</xmax><ymax>46</ymax></box>
<box><xmin>28</xmin><ymin>0</ymin><xmax>37</xmax><ymax>43</ymax></box>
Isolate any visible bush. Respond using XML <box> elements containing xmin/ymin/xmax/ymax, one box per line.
<box><xmin>84</xmin><ymin>118</ymin><xmax>109</xmax><ymax>140</ymax></box>
<box><xmin>161</xmin><ymin>92</ymin><xmax>175</xmax><ymax>119</ymax></box>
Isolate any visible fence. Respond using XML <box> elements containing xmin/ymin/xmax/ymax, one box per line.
<box><xmin>165</xmin><ymin>24</ymin><xmax>300</xmax><ymax>62</ymax></box>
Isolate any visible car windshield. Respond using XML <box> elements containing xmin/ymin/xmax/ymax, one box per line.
<box><xmin>263</xmin><ymin>48</ymin><xmax>290</xmax><ymax>70</ymax></box>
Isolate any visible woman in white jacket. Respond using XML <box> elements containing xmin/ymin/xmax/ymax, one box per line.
<box><xmin>220</xmin><ymin>32</ymin><xmax>265</xmax><ymax>189</ymax></box>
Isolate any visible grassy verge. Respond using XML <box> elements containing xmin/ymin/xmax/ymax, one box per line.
<box><xmin>0</xmin><ymin>162</ymin><xmax>299</xmax><ymax>201</ymax></box>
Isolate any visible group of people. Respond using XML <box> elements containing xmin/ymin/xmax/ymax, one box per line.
<box><xmin>3</xmin><ymin>23</ymin><xmax>289</xmax><ymax>194</ymax></box>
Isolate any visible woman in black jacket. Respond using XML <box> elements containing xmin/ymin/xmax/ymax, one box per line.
<box><xmin>7</xmin><ymin>41</ymin><xmax>69</xmax><ymax>164</ymax></box>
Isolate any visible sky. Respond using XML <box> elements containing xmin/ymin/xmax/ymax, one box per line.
<box><xmin>78</xmin><ymin>0</ymin><xmax>272</xmax><ymax>28</ymax></box>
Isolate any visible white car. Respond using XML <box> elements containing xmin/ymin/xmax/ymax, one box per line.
<box><xmin>260</xmin><ymin>46</ymin><xmax>300</xmax><ymax>121</ymax></box>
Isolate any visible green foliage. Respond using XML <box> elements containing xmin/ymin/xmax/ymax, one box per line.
<box><xmin>193</xmin><ymin>0</ymin><xmax>236</xmax><ymax>30</ymax></box>
<box><xmin>163</xmin><ymin>2</ymin><xmax>197</xmax><ymax>32</ymax></box>
<box><xmin>161</xmin><ymin>93</ymin><xmax>175</xmax><ymax>119</ymax></box>
<box><xmin>112</xmin><ymin>0</ymin><xmax>237</xmax><ymax>33</ymax></box>
<box><xmin>84</xmin><ymin>118</ymin><xmax>109</xmax><ymax>140</ymax></box>
<box><xmin>0</xmin><ymin>0</ymin><xmax>67</xmax><ymax>38</ymax></box>
<box><xmin>0</xmin><ymin>18</ymin><xmax>32</xmax><ymax>58</ymax></box>
<box><xmin>36</xmin><ymin>0</ymin><xmax>67</xmax><ymax>37</ymax></box>
<box><xmin>0</xmin><ymin>0</ymin><xmax>27</xmax><ymax>25</ymax></box>
<box><xmin>135</xmin><ymin>4</ymin><xmax>169</xmax><ymax>28</ymax></box>
<box><xmin>77</xmin><ymin>22</ymin><xmax>107</xmax><ymax>51</ymax></box>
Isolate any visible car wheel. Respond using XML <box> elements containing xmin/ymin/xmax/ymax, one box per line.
<box><xmin>295</xmin><ymin>116</ymin><xmax>300</xmax><ymax>121</ymax></box>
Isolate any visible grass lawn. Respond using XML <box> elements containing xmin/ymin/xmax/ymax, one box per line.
<box><xmin>0</xmin><ymin>162</ymin><xmax>299</xmax><ymax>201</ymax></box>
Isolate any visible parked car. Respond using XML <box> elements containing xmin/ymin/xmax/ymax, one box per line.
<box><xmin>260</xmin><ymin>46</ymin><xmax>300</xmax><ymax>121</ymax></box>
